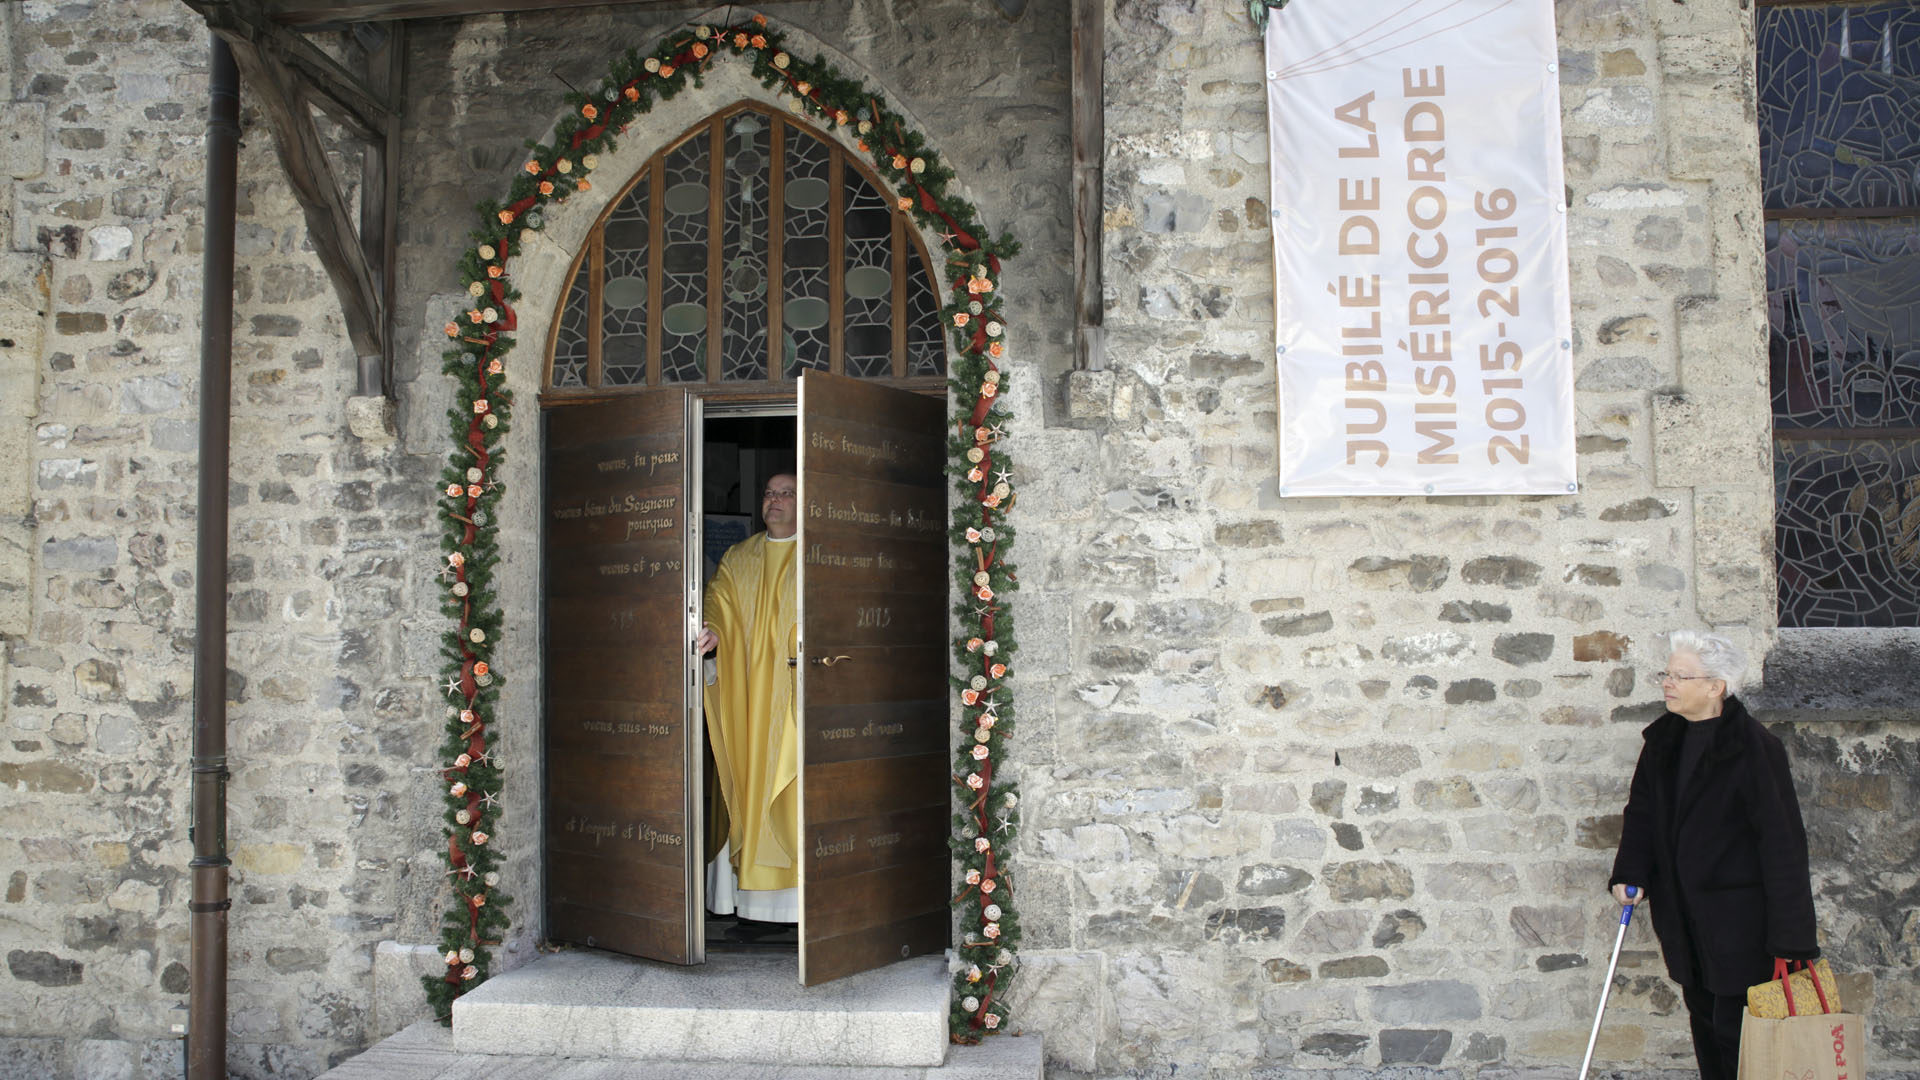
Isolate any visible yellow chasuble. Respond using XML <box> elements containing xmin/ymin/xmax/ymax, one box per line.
<box><xmin>702</xmin><ymin>532</ymin><xmax>800</xmax><ymax>893</ymax></box>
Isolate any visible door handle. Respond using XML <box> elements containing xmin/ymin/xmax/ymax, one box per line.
<box><xmin>810</xmin><ymin>655</ymin><xmax>853</xmax><ymax>667</ymax></box>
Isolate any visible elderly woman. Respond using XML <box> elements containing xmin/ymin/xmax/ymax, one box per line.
<box><xmin>1608</xmin><ymin>630</ymin><xmax>1818</xmax><ymax>1080</ymax></box>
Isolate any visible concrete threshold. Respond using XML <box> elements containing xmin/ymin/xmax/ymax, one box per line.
<box><xmin>448</xmin><ymin>949</ymin><xmax>947</xmax><ymax>1066</ymax></box>
<box><xmin>318</xmin><ymin>1017</ymin><xmax>1045</xmax><ymax>1080</ymax></box>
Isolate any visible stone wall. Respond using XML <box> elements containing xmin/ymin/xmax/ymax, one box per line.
<box><xmin>0</xmin><ymin>1</ymin><xmax>447</xmax><ymax>1074</ymax></box>
<box><xmin>1004</xmin><ymin>0</ymin><xmax>1919</xmax><ymax>1077</ymax></box>
<box><xmin>0</xmin><ymin>1</ymin><xmax>1069</xmax><ymax>1076</ymax></box>
<box><xmin>1</xmin><ymin>1</ymin><xmax>1916</xmax><ymax>1079</ymax></box>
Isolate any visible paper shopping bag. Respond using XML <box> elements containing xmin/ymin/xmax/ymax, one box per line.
<box><xmin>1737</xmin><ymin>1010</ymin><xmax>1865</xmax><ymax>1080</ymax></box>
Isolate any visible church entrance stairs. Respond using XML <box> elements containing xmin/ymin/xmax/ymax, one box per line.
<box><xmin>317</xmin><ymin>949</ymin><xmax>1043</xmax><ymax>1079</ymax></box>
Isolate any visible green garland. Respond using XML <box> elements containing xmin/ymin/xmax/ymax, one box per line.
<box><xmin>422</xmin><ymin>13</ymin><xmax>1023</xmax><ymax>1040</ymax></box>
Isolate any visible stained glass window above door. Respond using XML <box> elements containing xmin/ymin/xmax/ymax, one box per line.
<box><xmin>546</xmin><ymin>103</ymin><xmax>948</xmax><ymax>392</ymax></box>
<box><xmin>1759</xmin><ymin>1</ymin><xmax>1920</xmax><ymax>627</ymax></box>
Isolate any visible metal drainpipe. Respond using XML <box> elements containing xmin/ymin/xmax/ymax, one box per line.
<box><xmin>188</xmin><ymin>33</ymin><xmax>238</xmax><ymax>1080</ymax></box>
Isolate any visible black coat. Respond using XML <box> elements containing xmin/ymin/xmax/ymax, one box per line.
<box><xmin>1609</xmin><ymin>695</ymin><xmax>1819</xmax><ymax>995</ymax></box>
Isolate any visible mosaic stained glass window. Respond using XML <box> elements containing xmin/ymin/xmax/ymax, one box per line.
<box><xmin>782</xmin><ymin>123</ymin><xmax>833</xmax><ymax>378</ymax></box>
<box><xmin>1762</xmin><ymin>4</ymin><xmax>1920</xmax><ymax>627</ymax></box>
<box><xmin>551</xmin><ymin>257</ymin><xmax>590</xmax><ymax>389</ymax></box>
<box><xmin>721</xmin><ymin>112</ymin><xmax>770</xmax><ymax>382</ymax></box>
<box><xmin>600</xmin><ymin>173</ymin><xmax>650</xmax><ymax>386</ymax></box>
<box><xmin>544</xmin><ymin>103</ymin><xmax>946</xmax><ymax>393</ymax></box>
<box><xmin>1758</xmin><ymin>1</ymin><xmax>1920</xmax><ymax>212</ymax></box>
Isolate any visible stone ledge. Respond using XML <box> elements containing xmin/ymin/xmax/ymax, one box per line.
<box><xmin>347</xmin><ymin>395</ymin><xmax>398</xmax><ymax>443</ymax></box>
<box><xmin>372</xmin><ymin>942</ymin><xmax>443</xmax><ymax>1042</ymax></box>
<box><xmin>1751</xmin><ymin>627</ymin><xmax>1920</xmax><ymax>719</ymax></box>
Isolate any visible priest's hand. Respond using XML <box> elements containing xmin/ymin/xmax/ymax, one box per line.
<box><xmin>695</xmin><ymin>624</ymin><xmax>718</xmax><ymax>655</ymax></box>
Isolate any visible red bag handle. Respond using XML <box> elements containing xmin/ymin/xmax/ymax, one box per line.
<box><xmin>1773</xmin><ymin>958</ymin><xmax>1834</xmax><ymax>1015</ymax></box>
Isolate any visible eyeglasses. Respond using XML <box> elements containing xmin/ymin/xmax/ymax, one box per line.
<box><xmin>1655</xmin><ymin>671</ymin><xmax>1718</xmax><ymax>684</ymax></box>
<box><xmin>762</xmin><ymin>489</ymin><xmax>796</xmax><ymax>502</ymax></box>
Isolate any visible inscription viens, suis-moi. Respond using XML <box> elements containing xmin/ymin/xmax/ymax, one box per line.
<box><xmin>578</xmin><ymin>716</ymin><xmax>672</xmax><ymax>737</ymax></box>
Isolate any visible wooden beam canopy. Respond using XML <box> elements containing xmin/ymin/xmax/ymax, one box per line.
<box><xmin>264</xmin><ymin>0</ymin><xmax>695</xmax><ymax>28</ymax></box>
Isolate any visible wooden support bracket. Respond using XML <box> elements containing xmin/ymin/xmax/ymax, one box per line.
<box><xmin>186</xmin><ymin>0</ymin><xmax>401</xmax><ymax>393</ymax></box>
<box><xmin>191</xmin><ymin>1</ymin><xmax>393</xmax><ymax>141</ymax></box>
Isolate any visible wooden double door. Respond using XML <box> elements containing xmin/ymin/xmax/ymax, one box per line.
<box><xmin>541</xmin><ymin>372</ymin><xmax>950</xmax><ymax>985</ymax></box>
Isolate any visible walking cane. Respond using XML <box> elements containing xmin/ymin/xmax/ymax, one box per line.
<box><xmin>1577</xmin><ymin>886</ymin><xmax>1638</xmax><ymax>1080</ymax></box>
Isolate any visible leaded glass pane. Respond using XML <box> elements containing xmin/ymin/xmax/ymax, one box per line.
<box><xmin>660</xmin><ymin>137</ymin><xmax>710</xmax><ymax>384</ymax></box>
<box><xmin>906</xmin><ymin>259</ymin><xmax>945</xmax><ymax>378</ymax></box>
<box><xmin>549</xmin><ymin>105</ymin><xmax>951</xmax><ymax>392</ymax></box>
<box><xmin>1775</xmin><ymin>438</ymin><xmax>1920</xmax><ymax>626</ymax></box>
<box><xmin>843</xmin><ymin>166</ymin><xmax>894</xmax><ymax>378</ymax></box>
<box><xmin>721</xmin><ymin>112</ymin><xmax>770</xmax><ymax>382</ymax></box>
<box><xmin>1768</xmin><ymin>218</ymin><xmax>1920</xmax><ymax>430</ymax></box>
<box><xmin>552</xmin><ymin>255</ymin><xmax>590</xmax><ymax>388</ymax></box>
<box><xmin>1758</xmin><ymin>2</ymin><xmax>1920</xmax><ymax>211</ymax></box>
<box><xmin>601</xmin><ymin>179</ymin><xmax>650</xmax><ymax>386</ymax></box>
<box><xmin>783</xmin><ymin>123</ymin><xmax>832</xmax><ymax>377</ymax></box>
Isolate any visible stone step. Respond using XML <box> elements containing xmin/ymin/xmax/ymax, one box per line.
<box><xmin>451</xmin><ymin>948</ymin><xmax>951</xmax><ymax>1067</ymax></box>
<box><xmin>319</xmin><ymin>1018</ymin><xmax>1044</xmax><ymax>1080</ymax></box>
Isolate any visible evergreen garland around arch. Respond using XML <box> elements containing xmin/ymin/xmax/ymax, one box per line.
<box><xmin>425</xmin><ymin>13</ymin><xmax>1025</xmax><ymax>1041</ymax></box>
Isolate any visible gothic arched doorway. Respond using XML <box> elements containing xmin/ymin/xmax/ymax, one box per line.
<box><xmin>537</xmin><ymin>101</ymin><xmax>952</xmax><ymax>986</ymax></box>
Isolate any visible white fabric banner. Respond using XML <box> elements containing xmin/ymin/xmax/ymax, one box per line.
<box><xmin>1266</xmin><ymin>0</ymin><xmax>1576</xmax><ymax>496</ymax></box>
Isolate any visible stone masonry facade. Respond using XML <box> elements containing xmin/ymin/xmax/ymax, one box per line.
<box><xmin>0</xmin><ymin>1</ymin><xmax>1915</xmax><ymax>1078</ymax></box>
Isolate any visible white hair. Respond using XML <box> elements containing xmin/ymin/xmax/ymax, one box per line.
<box><xmin>1666</xmin><ymin>630</ymin><xmax>1746</xmax><ymax>696</ymax></box>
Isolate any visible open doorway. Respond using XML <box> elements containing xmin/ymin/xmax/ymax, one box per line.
<box><xmin>698</xmin><ymin>411</ymin><xmax>799</xmax><ymax>952</ymax></box>
<box><xmin>540</xmin><ymin>373</ymin><xmax>950</xmax><ymax>984</ymax></box>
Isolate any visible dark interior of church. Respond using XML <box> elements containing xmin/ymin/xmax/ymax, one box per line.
<box><xmin>700</xmin><ymin>413</ymin><xmax>798</xmax><ymax>950</ymax></box>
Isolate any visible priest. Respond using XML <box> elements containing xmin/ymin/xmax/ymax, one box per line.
<box><xmin>694</xmin><ymin>473</ymin><xmax>800</xmax><ymax>927</ymax></box>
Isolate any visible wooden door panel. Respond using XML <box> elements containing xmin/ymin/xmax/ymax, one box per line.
<box><xmin>799</xmin><ymin>911</ymin><xmax>951</xmax><ymax>987</ymax></box>
<box><xmin>545</xmin><ymin>645</ymin><xmax>685</xmax><ymax>703</ymax></box>
<box><xmin>805</xmin><ymin>589</ymin><xmax>948</xmax><ymax>648</ymax></box>
<box><xmin>544</xmin><ymin>595</ymin><xmax>681</xmax><ymax>651</ymax></box>
<box><xmin>804</xmin><ymin>646</ymin><xmax>948</xmax><ymax>706</ymax></box>
<box><xmin>799</xmin><ymin>371</ymin><xmax>949</xmax><ymax>986</ymax></box>
<box><xmin>543</xmin><ymin>391</ymin><xmax>700</xmax><ymax>965</ymax></box>
<box><xmin>801</xmin><ymin>535</ymin><xmax>945</xmax><ymax>593</ymax></box>
<box><xmin>804</xmin><ymin>414</ymin><xmax>949</xmax><ymax>486</ymax></box>
<box><xmin>804</xmin><ymin>475</ymin><xmax>947</xmax><ymax>543</ymax></box>
<box><xmin>544</xmin><ymin>540</ymin><xmax>686</xmax><ymax>596</ymax></box>
<box><xmin>805</xmin><ymin>805</ymin><xmax>950</xmax><ymax>879</ymax></box>
<box><xmin>547</xmin><ymin>750</ymin><xmax>692</xmax><ymax>822</ymax></box>
<box><xmin>805</xmin><ymin>754</ymin><xmax>948</xmax><ymax>823</ymax></box>
<box><xmin>804</xmin><ymin>701</ymin><xmax>948</xmax><ymax>764</ymax></box>
<box><xmin>548</xmin><ymin>899</ymin><xmax>688</xmax><ymax>960</ymax></box>
<box><xmin>544</xmin><ymin>700</ymin><xmax>683</xmax><ymax>754</ymax></box>
<box><xmin>807</xmin><ymin>859</ymin><xmax>954</xmax><ymax>927</ymax></box>
<box><xmin>542</xmin><ymin>506</ymin><xmax>684</xmax><ymax>549</ymax></box>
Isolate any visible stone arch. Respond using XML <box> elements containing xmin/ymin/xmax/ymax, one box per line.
<box><xmin>504</xmin><ymin>24</ymin><xmax>977</xmax><ymax>399</ymax></box>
